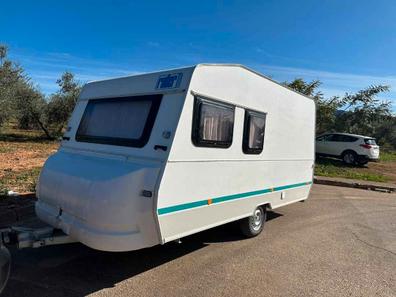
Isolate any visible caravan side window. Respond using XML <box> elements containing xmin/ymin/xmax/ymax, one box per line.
<box><xmin>192</xmin><ymin>96</ymin><xmax>234</xmax><ymax>148</ymax></box>
<box><xmin>243</xmin><ymin>110</ymin><xmax>267</xmax><ymax>154</ymax></box>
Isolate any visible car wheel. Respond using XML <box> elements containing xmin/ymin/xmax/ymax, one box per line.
<box><xmin>239</xmin><ymin>206</ymin><xmax>266</xmax><ymax>238</ymax></box>
<box><xmin>342</xmin><ymin>151</ymin><xmax>357</xmax><ymax>165</ymax></box>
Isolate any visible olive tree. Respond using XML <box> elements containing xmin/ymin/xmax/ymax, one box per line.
<box><xmin>284</xmin><ymin>78</ymin><xmax>395</xmax><ymax>149</ymax></box>
<box><xmin>45</xmin><ymin>72</ymin><xmax>82</xmax><ymax>135</ymax></box>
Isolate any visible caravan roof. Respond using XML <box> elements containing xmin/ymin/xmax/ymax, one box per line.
<box><xmin>81</xmin><ymin>64</ymin><xmax>314</xmax><ymax>102</ymax></box>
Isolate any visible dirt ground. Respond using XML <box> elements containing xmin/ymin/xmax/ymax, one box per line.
<box><xmin>0</xmin><ymin>141</ymin><xmax>58</xmax><ymax>173</ymax></box>
<box><xmin>360</xmin><ymin>161</ymin><xmax>396</xmax><ymax>183</ymax></box>
<box><xmin>0</xmin><ymin>129</ymin><xmax>58</xmax><ymax>193</ymax></box>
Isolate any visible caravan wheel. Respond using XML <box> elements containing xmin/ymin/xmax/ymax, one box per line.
<box><xmin>239</xmin><ymin>206</ymin><xmax>266</xmax><ymax>238</ymax></box>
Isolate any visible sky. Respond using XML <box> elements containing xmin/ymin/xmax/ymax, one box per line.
<box><xmin>1</xmin><ymin>0</ymin><xmax>396</xmax><ymax>108</ymax></box>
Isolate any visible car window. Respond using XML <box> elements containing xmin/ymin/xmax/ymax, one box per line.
<box><xmin>342</xmin><ymin>136</ymin><xmax>358</xmax><ymax>142</ymax></box>
<box><xmin>323</xmin><ymin>134</ymin><xmax>335</xmax><ymax>141</ymax></box>
<box><xmin>364</xmin><ymin>138</ymin><xmax>377</xmax><ymax>145</ymax></box>
<box><xmin>318</xmin><ymin>135</ymin><xmax>330</xmax><ymax>141</ymax></box>
<box><xmin>323</xmin><ymin>134</ymin><xmax>358</xmax><ymax>142</ymax></box>
<box><xmin>331</xmin><ymin>134</ymin><xmax>345</xmax><ymax>142</ymax></box>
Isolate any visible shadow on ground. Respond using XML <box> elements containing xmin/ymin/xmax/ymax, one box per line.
<box><xmin>315</xmin><ymin>156</ymin><xmax>367</xmax><ymax>168</ymax></box>
<box><xmin>2</xmin><ymin>211</ymin><xmax>282</xmax><ymax>297</ymax></box>
<box><xmin>0</xmin><ymin>132</ymin><xmax>53</xmax><ymax>143</ymax></box>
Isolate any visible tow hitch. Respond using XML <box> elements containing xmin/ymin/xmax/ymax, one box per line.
<box><xmin>0</xmin><ymin>226</ymin><xmax>76</xmax><ymax>293</ymax></box>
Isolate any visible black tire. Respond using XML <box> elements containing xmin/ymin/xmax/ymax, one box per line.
<box><xmin>239</xmin><ymin>206</ymin><xmax>267</xmax><ymax>238</ymax></box>
<box><xmin>342</xmin><ymin>150</ymin><xmax>357</xmax><ymax>165</ymax></box>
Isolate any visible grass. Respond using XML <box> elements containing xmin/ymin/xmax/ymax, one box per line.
<box><xmin>380</xmin><ymin>150</ymin><xmax>396</xmax><ymax>162</ymax></box>
<box><xmin>314</xmin><ymin>157</ymin><xmax>390</xmax><ymax>183</ymax></box>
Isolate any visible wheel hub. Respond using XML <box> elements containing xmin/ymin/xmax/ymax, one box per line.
<box><xmin>251</xmin><ymin>209</ymin><xmax>263</xmax><ymax>231</ymax></box>
<box><xmin>344</xmin><ymin>153</ymin><xmax>354</xmax><ymax>164</ymax></box>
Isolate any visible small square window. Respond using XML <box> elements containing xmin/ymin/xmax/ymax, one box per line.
<box><xmin>243</xmin><ymin>110</ymin><xmax>267</xmax><ymax>154</ymax></box>
<box><xmin>192</xmin><ymin>96</ymin><xmax>234</xmax><ymax>148</ymax></box>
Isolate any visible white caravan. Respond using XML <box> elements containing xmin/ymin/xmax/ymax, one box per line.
<box><xmin>0</xmin><ymin>64</ymin><xmax>315</xmax><ymax>290</ymax></box>
<box><xmin>3</xmin><ymin>64</ymin><xmax>315</xmax><ymax>256</ymax></box>
<box><xmin>37</xmin><ymin>64</ymin><xmax>315</xmax><ymax>251</ymax></box>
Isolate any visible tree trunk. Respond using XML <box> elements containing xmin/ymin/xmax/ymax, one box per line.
<box><xmin>37</xmin><ymin>120</ymin><xmax>54</xmax><ymax>140</ymax></box>
<box><xmin>32</xmin><ymin>113</ymin><xmax>54</xmax><ymax>140</ymax></box>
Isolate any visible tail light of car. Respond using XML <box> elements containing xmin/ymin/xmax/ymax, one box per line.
<box><xmin>360</xmin><ymin>144</ymin><xmax>372</xmax><ymax>149</ymax></box>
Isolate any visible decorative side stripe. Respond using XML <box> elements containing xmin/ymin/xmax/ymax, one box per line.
<box><xmin>158</xmin><ymin>181</ymin><xmax>312</xmax><ymax>215</ymax></box>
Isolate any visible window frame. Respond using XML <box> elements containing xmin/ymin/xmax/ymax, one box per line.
<box><xmin>242</xmin><ymin>109</ymin><xmax>267</xmax><ymax>154</ymax></box>
<box><xmin>191</xmin><ymin>96</ymin><xmax>235</xmax><ymax>148</ymax></box>
<box><xmin>75</xmin><ymin>94</ymin><xmax>162</xmax><ymax>148</ymax></box>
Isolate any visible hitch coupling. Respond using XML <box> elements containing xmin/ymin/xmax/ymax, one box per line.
<box><xmin>0</xmin><ymin>226</ymin><xmax>76</xmax><ymax>293</ymax></box>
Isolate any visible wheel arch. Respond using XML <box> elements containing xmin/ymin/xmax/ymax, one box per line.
<box><xmin>257</xmin><ymin>202</ymin><xmax>271</xmax><ymax>211</ymax></box>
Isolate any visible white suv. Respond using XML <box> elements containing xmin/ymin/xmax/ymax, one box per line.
<box><xmin>316</xmin><ymin>133</ymin><xmax>380</xmax><ymax>165</ymax></box>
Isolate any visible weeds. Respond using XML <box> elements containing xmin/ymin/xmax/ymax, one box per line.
<box><xmin>380</xmin><ymin>150</ymin><xmax>396</xmax><ymax>162</ymax></box>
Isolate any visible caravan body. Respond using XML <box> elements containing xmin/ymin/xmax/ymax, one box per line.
<box><xmin>36</xmin><ymin>64</ymin><xmax>315</xmax><ymax>252</ymax></box>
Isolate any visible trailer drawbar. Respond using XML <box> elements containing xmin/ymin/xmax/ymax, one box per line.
<box><xmin>0</xmin><ymin>226</ymin><xmax>75</xmax><ymax>293</ymax></box>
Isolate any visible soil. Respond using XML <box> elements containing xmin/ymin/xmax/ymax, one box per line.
<box><xmin>0</xmin><ymin>142</ymin><xmax>58</xmax><ymax>174</ymax></box>
<box><xmin>356</xmin><ymin>161</ymin><xmax>396</xmax><ymax>184</ymax></box>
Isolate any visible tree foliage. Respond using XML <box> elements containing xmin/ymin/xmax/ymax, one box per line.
<box><xmin>285</xmin><ymin>79</ymin><xmax>395</xmax><ymax>149</ymax></box>
<box><xmin>14</xmin><ymin>82</ymin><xmax>51</xmax><ymax>137</ymax></box>
<box><xmin>0</xmin><ymin>45</ymin><xmax>27</xmax><ymax>126</ymax></box>
<box><xmin>46</xmin><ymin>72</ymin><xmax>82</xmax><ymax>135</ymax></box>
<box><xmin>0</xmin><ymin>44</ymin><xmax>81</xmax><ymax>138</ymax></box>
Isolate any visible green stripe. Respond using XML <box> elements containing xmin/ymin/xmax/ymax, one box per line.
<box><xmin>158</xmin><ymin>181</ymin><xmax>312</xmax><ymax>215</ymax></box>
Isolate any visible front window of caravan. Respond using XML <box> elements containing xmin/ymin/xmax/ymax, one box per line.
<box><xmin>76</xmin><ymin>94</ymin><xmax>162</xmax><ymax>147</ymax></box>
<box><xmin>192</xmin><ymin>96</ymin><xmax>234</xmax><ymax>148</ymax></box>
